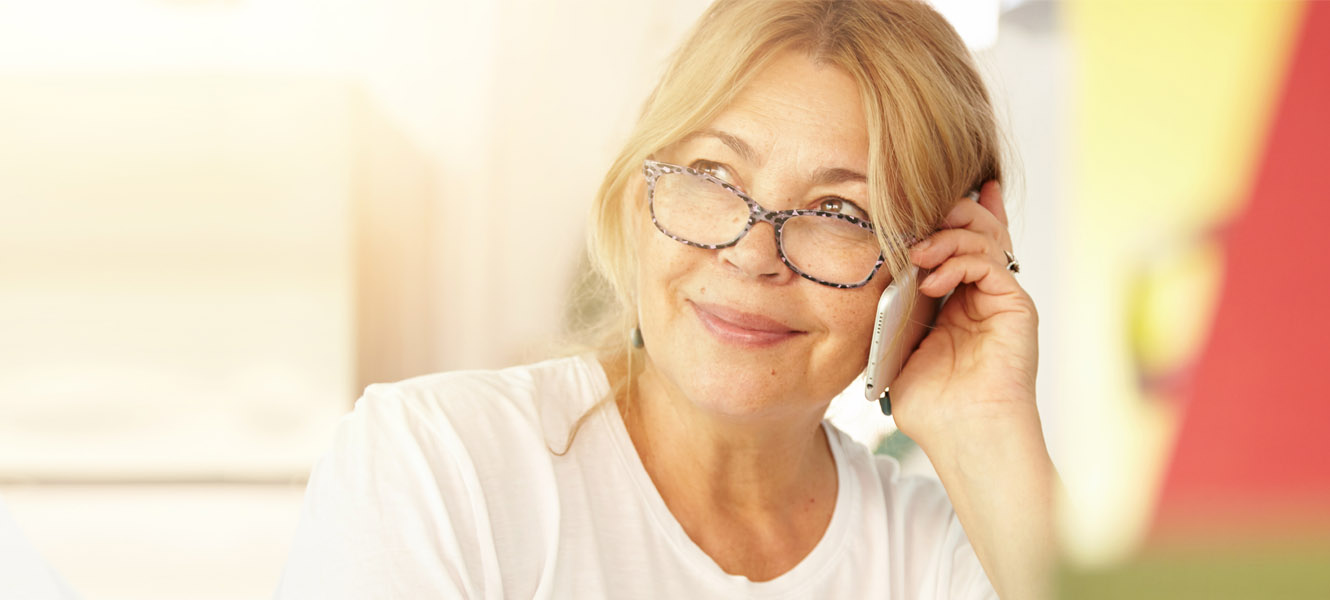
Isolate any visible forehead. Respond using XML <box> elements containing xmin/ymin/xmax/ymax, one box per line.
<box><xmin>687</xmin><ymin>51</ymin><xmax>870</xmax><ymax>172</ymax></box>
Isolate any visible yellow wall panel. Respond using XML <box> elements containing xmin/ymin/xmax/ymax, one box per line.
<box><xmin>1060</xmin><ymin>0</ymin><xmax>1303</xmax><ymax>564</ymax></box>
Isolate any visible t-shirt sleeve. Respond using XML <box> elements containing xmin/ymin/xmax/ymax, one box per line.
<box><xmin>935</xmin><ymin>508</ymin><xmax>1000</xmax><ymax>600</ymax></box>
<box><xmin>876</xmin><ymin>457</ymin><xmax>998</xmax><ymax>600</ymax></box>
<box><xmin>274</xmin><ymin>384</ymin><xmax>502</xmax><ymax>600</ymax></box>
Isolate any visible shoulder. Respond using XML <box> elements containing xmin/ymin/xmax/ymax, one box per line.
<box><xmin>869</xmin><ymin>454</ymin><xmax>956</xmax><ymax>526</ymax></box>
<box><xmin>277</xmin><ymin>355</ymin><xmax>609</xmax><ymax>598</ymax></box>
<box><xmin>351</xmin><ymin>353</ymin><xmax>608</xmax><ymax>449</ymax></box>
<box><xmin>822</xmin><ymin>425</ymin><xmax>955</xmax><ymax>526</ymax></box>
<box><xmin>866</xmin><ymin>452</ymin><xmax>997</xmax><ymax>599</ymax></box>
<box><xmin>324</xmin><ymin>354</ymin><xmax>610</xmax><ymax>509</ymax></box>
<box><xmin>824</xmin><ymin>428</ymin><xmax>994</xmax><ymax>599</ymax></box>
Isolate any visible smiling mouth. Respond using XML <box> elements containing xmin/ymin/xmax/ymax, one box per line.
<box><xmin>688</xmin><ymin>301</ymin><xmax>804</xmax><ymax>347</ymax></box>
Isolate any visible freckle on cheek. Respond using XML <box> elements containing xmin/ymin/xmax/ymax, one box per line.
<box><xmin>770</xmin><ymin>369</ymin><xmax>776</xmax><ymax>376</ymax></box>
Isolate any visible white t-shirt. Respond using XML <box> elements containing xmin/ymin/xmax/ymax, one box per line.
<box><xmin>276</xmin><ymin>355</ymin><xmax>996</xmax><ymax>599</ymax></box>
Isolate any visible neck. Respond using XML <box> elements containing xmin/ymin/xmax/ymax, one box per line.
<box><xmin>600</xmin><ymin>351</ymin><xmax>840</xmax><ymax>580</ymax></box>
<box><xmin>617</xmin><ymin>354</ymin><xmax>837</xmax><ymax>514</ymax></box>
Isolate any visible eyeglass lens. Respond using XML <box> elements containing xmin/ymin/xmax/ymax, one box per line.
<box><xmin>652</xmin><ymin>169</ymin><xmax>880</xmax><ymax>286</ymax></box>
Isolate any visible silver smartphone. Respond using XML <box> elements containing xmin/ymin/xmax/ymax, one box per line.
<box><xmin>864</xmin><ymin>265</ymin><xmax>942</xmax><ymax>410</ymax></box>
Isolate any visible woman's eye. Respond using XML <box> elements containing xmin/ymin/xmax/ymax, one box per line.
<box><xmin>690</xmin><ymin>160</ymin><xmax>736</xmax><ymax>184</ymax></box>
<box><xmin>818</xmin><ymin>197</ymin><xmax>869</xmax><ymax>219</ymax></box>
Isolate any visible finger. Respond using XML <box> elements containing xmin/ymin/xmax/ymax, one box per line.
<box><xmin>909</xmin><ymin>227</ymin><xmax>1006</xmax><ymax>270</ymax></box>
<box><xmin>939</xmin><ymin>198</ymin><xmax>1011</xmax><ymax>251</ymax></box>
<box><xmin>976</xmin><ymin>180</ymin><xmax>1007</xmax><ymax>228</ymax></box>
<box><xmin>918</xmin><ymin>253</ymin><xmax>1021</xmax><ymax>299</ymax></box>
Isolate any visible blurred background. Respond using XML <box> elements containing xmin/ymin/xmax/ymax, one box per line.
<box><xmin>1</xmin><ymin>0</ymin><xmax>1327</xmax><ymax>598</ymax></box>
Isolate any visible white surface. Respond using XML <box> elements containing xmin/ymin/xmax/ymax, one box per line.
<box><xmin>0</xmin><ymin>495</ymin><xmax>79</xmax><ymax>600</ymax></box>
<box><xmin>1</xmin><ymin>484</ymin><xmax>306</xmax><ymax>600</ymax></box>
<box><xmin>929</xmin><ymin>0</ymin><xmax>1002</xmax><ymax>50</ymax></box>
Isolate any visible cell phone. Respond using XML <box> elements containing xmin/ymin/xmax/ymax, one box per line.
<box><xmin>863</xmin><ymin>265</ymin><xmax>943</xmax><ymax>414</ymax></box>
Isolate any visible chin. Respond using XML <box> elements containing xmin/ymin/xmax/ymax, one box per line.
<box><xmin>650</xmin><ymin>345</ymin><xmax>822</xmax><ymax>419</ymax></box>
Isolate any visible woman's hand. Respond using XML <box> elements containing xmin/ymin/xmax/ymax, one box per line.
<box><xmin>890</xmin><ymin>180</ymin><xmax>1056</xmax><ymax>600</ymax></box>
<box><xmin>891</xmin><ymin>180</ymin><xmax>1040</xmax><ymax>443</ymax></box>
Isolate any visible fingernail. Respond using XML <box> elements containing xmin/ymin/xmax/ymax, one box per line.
<box><xmin>920</xmin><ymin>272</ymin><xmax>937</xmax><ymax>288</ymax></box>
<box><xmin>912</xmin><ymin>238</ymin><xmax>932</xmax><ymax>251</ymax></box>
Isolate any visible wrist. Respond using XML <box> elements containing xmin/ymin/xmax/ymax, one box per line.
<box><xmin>914</xmin><ymin>403</ymin><xmax>1049</xmax><ymax>476</ymax></box>
<box><xmin>902</xmin><ymin>395</ymin><xmax>1042</xmax><ymax>450</ymax></box>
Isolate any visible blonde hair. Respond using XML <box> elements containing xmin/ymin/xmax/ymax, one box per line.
<box><xmin>556</xmin><ymin>0</ymin><xmax>1004</xmax><ymax>453</ymax></box>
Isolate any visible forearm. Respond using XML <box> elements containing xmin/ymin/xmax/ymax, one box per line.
<box><xmin>919</xmin><ymin>407</ymin><xmax>1059</xmax><ymax>600</ymax></box>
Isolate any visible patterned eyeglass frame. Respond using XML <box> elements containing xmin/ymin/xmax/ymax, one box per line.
<box><xmin>643</xmin><ymin>158</ymin><xmax>892</xmax><ymax>289</ymax></box>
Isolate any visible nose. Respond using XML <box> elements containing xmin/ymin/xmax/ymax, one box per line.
<box><xmin>716</xmin><ymin>220</ymin><xmax>795</xmax><ymax>284</ymax></box>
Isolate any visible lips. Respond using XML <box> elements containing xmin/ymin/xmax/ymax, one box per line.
<box><xmin>689</xmin><ymin>301</ymin><xmax>804</xmax><ymax>347</ymax></box>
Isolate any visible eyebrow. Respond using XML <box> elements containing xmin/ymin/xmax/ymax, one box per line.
<box><xmin>811</xmin><ymin>167</ymin><xmax>867</xmax><ymax>186</ymax></box>
<box><xmin>678</xmin><ymin>128</ymin><xmax>867</xmax><ymax>187</ymax></box>
<box><xmin>679</xmin><ymin>128</ymin><xmax>762</xmax><ymax>166</ymax></box>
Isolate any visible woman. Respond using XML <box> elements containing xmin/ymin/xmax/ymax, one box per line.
<box><xmin>278</xmin><ymin>0</ymin><xmax>1056</xmax><ymax>598</ymax></box>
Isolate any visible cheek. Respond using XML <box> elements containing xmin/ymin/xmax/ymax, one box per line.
<box><xmin>825</xmin><ymin>296</ymin><xmax>877</xmax><ymax>354</ymax></box>
<box><xmin>816</xmin><ymin>282</ymin><xmax>888</xmax><ymax>360</ymax></box>
<box><xmin>635</xmin><ymin>222</ymin><xmax>699</xmax><ymax>321</ymax></box>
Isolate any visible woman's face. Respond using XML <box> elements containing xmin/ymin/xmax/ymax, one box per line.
<box><xmin>634</xmin><ymin>51</ymin><xmax>891</xmax><ymax>419</ymax></box>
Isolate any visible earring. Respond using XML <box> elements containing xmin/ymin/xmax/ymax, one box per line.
<box><xmin>630</xmin><ymin>326</ymin><xmax>644</xmax><ymax>349</ymax></box>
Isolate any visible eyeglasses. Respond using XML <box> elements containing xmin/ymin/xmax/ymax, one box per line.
<box><xmin>643</xmin><ymin>159</ymin><xmax>889</xmax><ymax>288</ymax></box>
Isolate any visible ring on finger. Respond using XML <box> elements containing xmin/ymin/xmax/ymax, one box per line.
<box><xmin>1004</xmin><ymin>250</ymin><xmax>1020</xmax><ymax>273</ymax></box>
